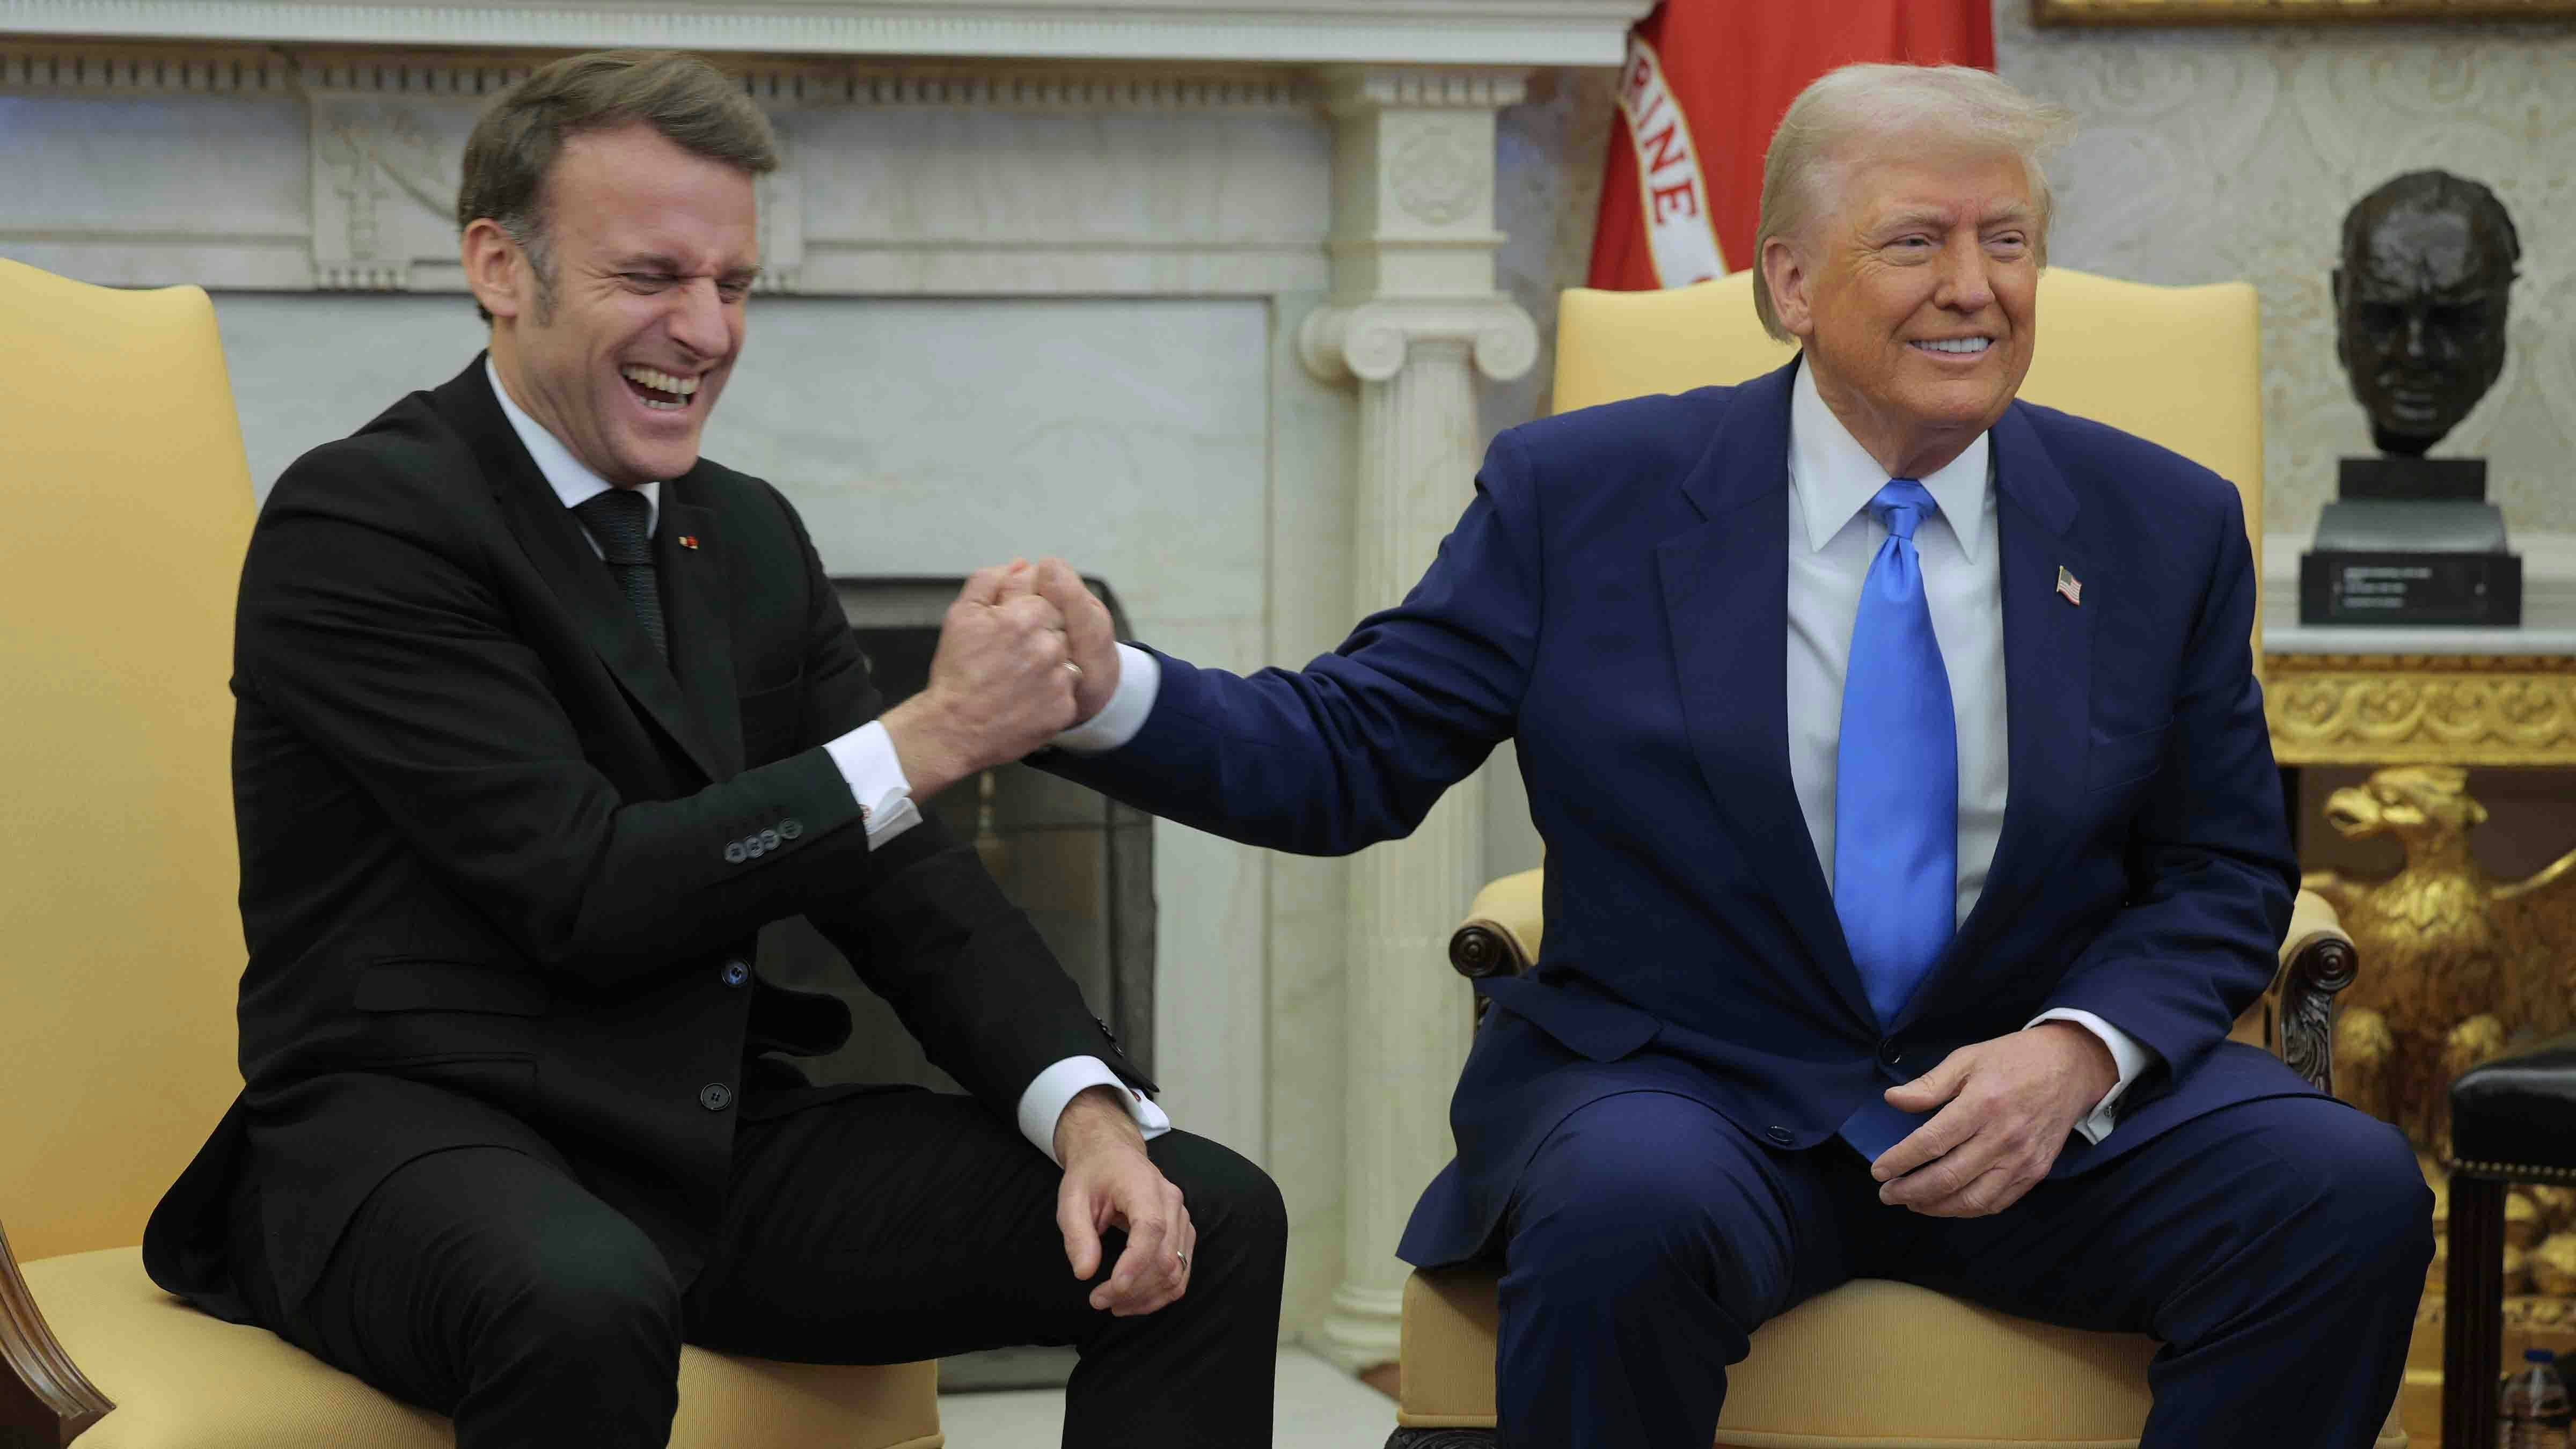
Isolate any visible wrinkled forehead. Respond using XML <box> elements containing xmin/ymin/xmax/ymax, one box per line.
<box><xmin>546</xmin><ymin>123</ymin><xmax>762</xmax><ymax>267</ymax></box>
<box><xmin>1826</xmin><ymin>138</ymin><xmax>2040</xmax><ymax>229</ymax></box>
<box><xmin>2347</xmin><ymin>205</ymin><xmax>2514</xmax><ymax>299</ymax></box>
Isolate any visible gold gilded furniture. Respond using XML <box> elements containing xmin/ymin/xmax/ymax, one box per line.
<box><xmin>2262</xmin><ymin>528</ymin><xmax>2576</xmax><ymax>1449</ymax></box>
<box><xmin>2302</xmin><ymin>765</ymin><xmax>2576</xmax><ymax>1153</ymax></box>
<box><xmin>1381</xmin><ymin>268</ymin><xmax>2404</xmax><ymax>1447</ymax></box>
<box><xmin>2268</xmin><ymin>653</ymin><xmax>2576</xmax><ymax>771</ymax></box>
<box><xmin>0</xmin><ymin>257</ymin><xmax>945</xmax><ymax>1448</ymax></box>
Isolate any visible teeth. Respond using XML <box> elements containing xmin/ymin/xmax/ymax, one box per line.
<box><xmin>1914</xmin><ymin>338</ymin><xmax>1990</xmax><ymax>355</ymax></box>
<box><xmin>620</xmin><ymin>365</ymin><xmax>699</xmax><ymax>396</ymax></box>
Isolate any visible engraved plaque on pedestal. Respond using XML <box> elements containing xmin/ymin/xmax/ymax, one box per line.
<box><xmin>2300</xmin><ymin>458</ymin><xmax>2523</xmax><ymax>626</ymax></box>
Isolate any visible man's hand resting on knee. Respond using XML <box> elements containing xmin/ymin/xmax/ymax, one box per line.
<box><xmin>1056</xmin><ymin>1085</ymin><xmax>1194</xmax><ymax>1316</ymax></box>
<box><xmin>1869</xmin><ymin>1022</ymin><xmax>2119</xmax><ymax>1218</ymax></box>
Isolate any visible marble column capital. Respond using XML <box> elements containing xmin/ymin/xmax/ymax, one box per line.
<box><xmin>1296</xmin><ymin>296</ymin><xmax>1539</xmax><ymax>387</ymax></box>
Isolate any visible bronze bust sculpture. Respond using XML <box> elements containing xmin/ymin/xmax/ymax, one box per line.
<box><xmin>2303</xmin><ymin>169</ymin><xmax>2526</xmax><ymax>625</ymax></box>
<box><xmin>2332</xmin><ymin>170</ymin><xmax>2521</xmax><ymax>457</ymax></box>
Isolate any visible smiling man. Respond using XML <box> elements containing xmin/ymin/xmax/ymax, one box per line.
<box><xmin>140</xmin><ymin>49</ymin><xmax>1283</xmax><ymax>1449</ymax></box>
<box><xmin>1027</xmin><ymin>64</ymin><xmax>2430</xmax><ymax>1447</ymax></box>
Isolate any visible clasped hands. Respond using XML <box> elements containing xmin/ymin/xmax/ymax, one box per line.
<box><xmin>878</xmin><ymin>557</ymin><xmax>1122</xmax><ymax>803</ymax></box>
<box><xmin>1868</xmin><ymin>1021</ymin><xmax>2119</xmax><ymax>1218</ymax></box>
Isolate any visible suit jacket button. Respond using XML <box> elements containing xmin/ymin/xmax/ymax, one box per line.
<box><xmin>758</xmin><ymin>828</ymin><xmax>780</xmax><ymax>852</ymax></box>
<box><xmin>779</xmin><ymin>818</ymin><xmax>803</xmax><ymax>840</ymax></box>
<box><xmin>699</xmin><ymin>1082</ymin><xmax>733</xmax><ymax>1111</ymax></box>
<box><xmin>721</xmin><ymin>960</ymin><xmax>751</xmax><ymax>988</ymax></box>
<box><xmin>724</xmin><ymin>841</ymin><xmax>748</xmax><ymax>865</ymax></box>
<box><xmin>1767</xmin><ymin>1125</ymin><xmax>1793</xmax><ymax>1145</ymax></box>
<box><xmin>1879</xmin><ymin>1040</ymin><xmax>1903</xmax><ymax>1067</ymax></box>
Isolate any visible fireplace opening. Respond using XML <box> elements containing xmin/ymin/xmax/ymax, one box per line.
<box><xmin>754</xmin><ymin>575</ymin><xmax>1155</xmax><ymax>1389</ymax></box>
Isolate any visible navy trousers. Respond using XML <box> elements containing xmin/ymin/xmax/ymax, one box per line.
<box><xmin>1496</xmin><ymin>1088</ymin><xmax>2431</xmax><ymax>1448</ymax></box>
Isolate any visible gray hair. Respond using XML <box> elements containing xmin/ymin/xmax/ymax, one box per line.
<box><xmin>1751</xmin><ymin>64</ymin><xmax>2075</xmax><ymax>342</ymax></box>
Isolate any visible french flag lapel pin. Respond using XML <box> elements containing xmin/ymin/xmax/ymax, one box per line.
<box><xmin>2056</xmin><ymin>565</ymin><xmax>2082</xmax><ymax>606</ymax></box>
<box><xmin>678</xmin><ymin>535</ymin><xmax>700</xmax><ymax>551</ymax></box>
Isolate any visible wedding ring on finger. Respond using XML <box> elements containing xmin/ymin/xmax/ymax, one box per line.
<box><xmin>1063</xmin><ymin>661</ymin><xmax>1084</xmax><ymax>678</ymax></box>
<box><xmin>1173</xmin><ymin>1250</ymin><xmax>1189</xmax><ymax>1274</ymax></box>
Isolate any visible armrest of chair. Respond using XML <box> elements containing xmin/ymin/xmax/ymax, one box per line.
<box><xmin>1446</xmin><ymin>872</ymin><xmax>2361</xmax><ymax>1097</ymax></box>
<box><xmin>2273</xmin><ymin>888</ymin><xmax>2359</xmax><ymax>1096</ymax></box>
<box><xmin>0</xmin><ymin>1219</ymin><xmax>114</xmax><ymax>1444</ymax></box>
<box><xmin>1450</xmin><ymin>868</ymin><xmax>1543</xmax><ymax>981</ymax></box>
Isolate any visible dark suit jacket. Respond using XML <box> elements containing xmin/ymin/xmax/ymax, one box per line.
<box><xmin>144</xmin><ymin>357</ymin><xmax>1144</xmax><ymax>1319</ymax></box>
<box><xmin>1047</xmin><ymin>357</ymin><xmax>2309</xmax><ymax>1268</ymax></box>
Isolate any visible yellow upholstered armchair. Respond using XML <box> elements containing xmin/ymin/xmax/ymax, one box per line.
<box><xmin>1381</xmin><ymin>270</ymin><xmax>2406</xmax><ymax>1449</ymax></box>
<box><xmin>0</xmin><ymin>258</ymin><xmax>943</xmax><ymax>1448</ymax></box>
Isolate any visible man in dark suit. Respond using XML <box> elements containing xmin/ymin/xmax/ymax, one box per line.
<box><xmin>1030</xmin><ymin>63</ymin><xmax>2429</xmax><ymax>1448</ymax></box>
<box><xmin>141</xmin><ymin>49</ymin><xmax>1283</xmax><ymax>1449</ymax></box>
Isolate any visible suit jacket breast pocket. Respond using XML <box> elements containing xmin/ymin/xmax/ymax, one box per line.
<box><xmin>2088</xmin><ymin>720</ymin><xmax>2172</xmax><ymax>794</ymax></box>
<box><xmin>737</xmin><ymin>674</ymin><xmax>807</xmax><ymax>766</ymax></box>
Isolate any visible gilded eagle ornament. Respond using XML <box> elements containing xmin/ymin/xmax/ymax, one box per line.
<box><xmin>2301</xmin><ymin>765</ymin><xmax>2576</xmax><ymax>1156</ymax></box>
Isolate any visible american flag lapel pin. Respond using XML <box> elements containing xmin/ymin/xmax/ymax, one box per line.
<box><xmin>2056</xmin><ymin>565</ymin><xmax>2082</xmax><ymax>606</ymax></box>
<box><xmin>678</xmin><ymin>535</ymin><xmax>700</xmax><ymax>550</ymax></box>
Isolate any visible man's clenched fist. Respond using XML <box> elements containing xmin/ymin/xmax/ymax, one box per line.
<box><xmin>880</xmin><ymin>561</ymin><xmax>1077</xmax><ymax>800</ymax></box>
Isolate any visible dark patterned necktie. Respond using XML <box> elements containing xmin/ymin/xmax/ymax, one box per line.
<box><xmin>571</xmin><ymin>489</ymin><xmax>667</xmax><ymax>661</ymax></box>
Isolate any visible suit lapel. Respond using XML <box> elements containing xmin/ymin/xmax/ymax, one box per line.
<box><xmin>655</xmin><ymin>486</ymin><xmax>743</xmax><ymax>779</ymax></box>
<box><xmin>1658</xmin><ymin>360</ymin><xmax>1875</xmax><ymax>1031</ymax></box>
<box><xmin>439</xmin><ymin>358</ymin><xmax>727</xmax><ymax>782</ymax></box>
<box><xmin>1904</xmin><ymin>403</ymin><xmax>2094</xmax><ymax>1024</ymax></box>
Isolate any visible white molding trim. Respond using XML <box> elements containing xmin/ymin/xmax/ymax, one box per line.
<box><xmin>0</xmin><ymin>0</ymin><xmax>1656</xmax><ymax>66</ymax></box>
<box><xmin>0</xmin><ymin>46</ymin><xmax>294</xmax><ymax>91</ymax></box>
<box><xmin>0</xmin><ymin>42</ymin><xmax>1325</xmax><ymax>104</ymax></box>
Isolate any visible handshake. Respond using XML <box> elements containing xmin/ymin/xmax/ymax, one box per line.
<box><xmin>877</xmin><ymin>556</ymin><xmax>1122</xmax><ymax>802</ymax></box>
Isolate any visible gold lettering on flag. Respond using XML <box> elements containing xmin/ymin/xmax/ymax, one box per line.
<box><xmin>1616</xmin><ymin>31</ymin><xmax>1725</xmax><ymax>288</ymax></box>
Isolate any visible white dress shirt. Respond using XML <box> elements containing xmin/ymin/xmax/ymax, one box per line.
<box><xmin>487</xmin><ymin>361</ymin><xmax>1165</xmax><ymax>1162</ymax></box>
<box><xmin>1069</xmin><ymin>362</ymin><xmax>2148</xmax><ymax>1144</ymax></box>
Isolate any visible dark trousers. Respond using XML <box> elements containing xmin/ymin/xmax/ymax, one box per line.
<box><xmin>1495</xmin><ymin>1090</ymin><xmax>2432</xmax><ymax>1449</ymax></box>
<box><xmin>230</xmin><ymin>1089</ymin><xmax>1287</xmax><ymax>1449</ymax></box>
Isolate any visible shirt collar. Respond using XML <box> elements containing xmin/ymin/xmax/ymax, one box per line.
<box><xmin>485</xmin><ymin>356</ymin><xmax>660</xmax><ymax>536</ymax></box>
<box><xmin>1788</xmin><ymin>356</ymin><xmax>1990</xmax><ymax>562</ymax></box>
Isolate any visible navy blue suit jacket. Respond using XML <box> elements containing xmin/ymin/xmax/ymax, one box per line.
<box><xmin>1047</xmin><ymin>357</ymin><xmax>2312</xmax><ymax>1268</ymax></box>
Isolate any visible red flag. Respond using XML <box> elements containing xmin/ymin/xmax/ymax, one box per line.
<box><xmin>1589</xmin><ymin>0</ymin><xmax>1995</xmax><ymax>290</ymax></box>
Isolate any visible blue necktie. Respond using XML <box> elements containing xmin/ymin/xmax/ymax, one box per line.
<box><xmin>1833</xmin><ymin>479</ymin><xmax>1958</xmax><ymax>1160</ymax></box>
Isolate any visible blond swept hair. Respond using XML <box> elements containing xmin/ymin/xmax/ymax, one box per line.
<box><xmin>1751</xmin><ymin>64</ymin><xmax>2075</xmax><ymax>342</ymax></box>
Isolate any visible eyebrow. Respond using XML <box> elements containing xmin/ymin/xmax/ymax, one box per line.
<box><xmin>1869</xmin><ymin>204</ymin><xmax>2037</xmax><ymax>235</ymax></box>
<box><xmin>610</xmin><ymin>253</ymin><xmax>762</xmax><ymax>283</ymax></box>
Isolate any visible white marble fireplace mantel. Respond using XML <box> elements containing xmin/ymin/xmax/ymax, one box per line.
<box><xmin>0</xmin><ymin>0</ymin><xmax>1644</xmax><ymax>65</ymax></box>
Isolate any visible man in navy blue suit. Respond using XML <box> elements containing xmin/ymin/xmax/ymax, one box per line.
<box><xmin>1030</xmin><ymin>63</ymin><xmax>2429</xmax><ymax>1447</ymax></box>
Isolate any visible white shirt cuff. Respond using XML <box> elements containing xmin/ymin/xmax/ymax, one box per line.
<box><xmin>1051</xmin><ymin>643</ymin><xmax>1161</xmax><ymax>755</ymax></box>
<box><xmin>2029</xmin><ymin>1009</ymin><xmax>2154</xmax><ymax>1145</ymax></box>
<box><xmin>1017</xmin><ymin>1055</ymin><xmax>1172</xmax><ymax>1166</ymax></box>
<box><xmin>822</xmin><ymin>721</ymin><xmax>923</xmax><ymax>848</ymax></box>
